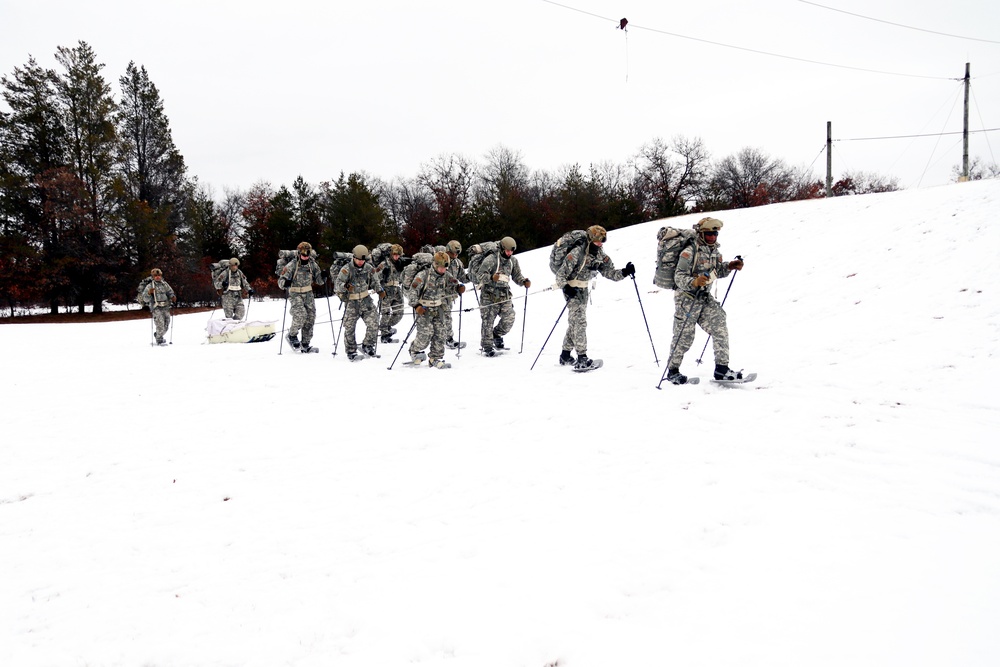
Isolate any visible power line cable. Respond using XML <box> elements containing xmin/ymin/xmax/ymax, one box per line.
<box><xmin>540</xmin><ymin>0</ymin><xmax>956</xmax><ymax>80</ymax></box>
<box><xmin>798</xmin><ymin>1</ymin><xmax>1000</xmax><ymax>45</ymax></box>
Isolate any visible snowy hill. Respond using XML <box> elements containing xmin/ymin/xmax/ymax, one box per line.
<box><xmin>2</xmin><ymin>180</ymin><xmax>999</xmax><ymax>667</ymax></box>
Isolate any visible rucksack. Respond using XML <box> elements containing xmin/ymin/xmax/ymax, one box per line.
<box><xmin>467</xmin><ymin>241</ymin><xmax>499</xmax><ymax>285</ymax></box>
<box><xmin>653</xmin><ymin>226</ymin><xmax>698</xmax><ymax>290</ymax></box>
<box><xmin>210</xmin><ymin>260</ymin><xmax>231</xmax><ymax>286</ymax></box>
<box><xmin>369</xmin><ymin>242</ymin><xmax>393</xmax><ymax>267</ymax></box>
<box><xmin>549</xmin><ymin>230</ymin><xmax>590</xmax><ymax>276</ymax></box>
<box><xmin>136</xmin><ymin>276</ymin><xmax>153</xmax><ymax>304</ymax></box>
<box><xmin>275</xmin><ymin>248</ymin><xmax>318</xmax><ymax>277</ymax></box>
<box><xmin>401</xmin><ymin>252</ymin><xmax>434</xmax><ymax>302</ymax></box>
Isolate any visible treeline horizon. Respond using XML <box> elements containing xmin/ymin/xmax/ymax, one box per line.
<box><xmin>0</xmin><ymin>40</ymin><xmax>921</xmax><ymax>315</ymax></box>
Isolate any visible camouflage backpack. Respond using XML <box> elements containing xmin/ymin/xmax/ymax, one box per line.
<box><xmin>136</xmin><ymin>276</ymin><xmax>153</xmax><ymax>305</ymax></box>
<box><xmin>549</xmin><ymin>230</ymin><xmax>590</xmax><ymax>277</ymax></box>
<box><xmin>369</xmin><ymin>242</ymin><xmax>394</xmax><ymax>267</ymax></box>
<box><xmin>401</xmin><ymin>252</ymin><xmax>434</xmax><ymax>303</ymax></box>
<box><xmin>275</xmin><ymin>248</ymin><xmax>318</xmax><ymax>277</ymax></box>
<box><xmin>653</xmin><ymin>226</ymin><xmax>698</xmax><ymax>290</ymax></box>
<box><xmin>467</xmin><ymin>241</ymin><xmax>500</xmax><ymax>286</ymax></box>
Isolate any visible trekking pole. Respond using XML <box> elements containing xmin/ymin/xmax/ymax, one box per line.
<box><xmin>656</xmin><ymin>293</ymin><xmax>701</xmax><ymax>389</ymax></box>
<box><xmin>331</xmin><ymin>297</ymin><xmax>347</xmax><ymax>356</ymax></box>
<box><xmin>630</xmin><ymin>274</ymin><xmax>659</xmax><ymax>366</ymax></box>
<box><xmin>169</xmin><ymin>304</ymin><xmax>175</xmax><ymax>344</ymax></box>
<box><xmin>456</xmin><ymin>292</ymin><xmax>463</xmax><ymax>358</ymax></box>
<box><xmin>695</xmin><ymin>256</ymin><xmax>741</xmax><ymax>366</ymax></box>
<box><xmin>243</xmin><ymin>292</ymin><xmax>251</xmax><ymax>321</ymax></box>
<box><xmin>148</xmin><ymin>297</ymin><xmax>156</xmax><ymax>346</ymax></box>
<box><xmin>387</xmin><ymin>317</ymin><xmax>419</xmax><ymax>370</ymax></box>
<box><xmin>519</xmin><ymin>285</ymin><xmax>528</xmax><ymax>354</ymax></box>
<box><xmin>530</xmin><ymin>301</ymin><xmax>569</xmax><ymax>370</ymax></box>
<box><xmin>324</xmin><ymin>282</ymin><xmax>337</xmax><ymax>352</ymax></box>
<box><xmin>278</xmin><ymin>291</ymin><xmax>289</xmax><ymax>355</ymax></box>
<box><xmin>373</xmin><ymin>299</ymin><xmax>384</xmax><ymax>356</ymax></box>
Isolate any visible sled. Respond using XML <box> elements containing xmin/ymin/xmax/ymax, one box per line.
<box><xmin>206</xmin><ymin>318</ymin><xmax>278</xmax><ymax>344</ymax></box>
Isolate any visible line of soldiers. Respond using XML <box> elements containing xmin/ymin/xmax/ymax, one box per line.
<box><xmin>144</xmin><ymin>218</ymin><xmax>745</xmax><ymax>377</ymax></box>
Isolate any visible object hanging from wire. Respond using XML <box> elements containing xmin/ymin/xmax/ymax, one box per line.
<box><xmin>618</xmin><ymin>17</ymin><xmax>628</xmax><ymax>31</ymax></box>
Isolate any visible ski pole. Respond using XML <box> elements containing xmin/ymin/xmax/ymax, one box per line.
<box><xmin>373</xmin><ymin>297</ymin><xmax>384</xmax><ymax>356</ymax></box>
<box><xmin>456</xmin><ymin>291</ymin><xmax>463</xmax><ymax>358</ymax></box>
<box><xmin>332</xmin><ymin>299</ymin><xmax>346</xmax><ymax>357</ymax></box>
<box><xmin>387</xmin><ymin>317</ymin><xmax>419</xmax><ymax>370</ymax></box>
<box><xmin>243</xmin><ymin>291</ymin><xmax>252</xmax><ymax>321</ymax></box>
<box><xmin>530</xmin><ymin>301</ymin><xmax>569</xmax><ymax>370</ymax></box>
<box><xmin>695</xmin><ymin>256</ymin><xmax>741</xmax><ymax>366</ymax></box>
<box><xmin>169</xmin><ymin>303</ymin><xmax>175</xmax><ymax>344</ymax></box>
<box><xmin>656</xmin><ymin>293</ymin><xmax>701</xmax><ymax>389</ymax></box>
<box><xmin>519</xmin><ymin>285</ymin><xmax>528</xmax><ymax>354</ymax></box>
<box><xmin>148</xmin><ymin>296</ymin><xmax>156</xmax><ymax>346</ymax></box>
<box><xmin>324</xmin><ymin>282</ymin><xmax>337</xmax><ymax>352</ymax></box>
<box><xmin>278</xmin><ymin>290</ymin><xmax>289</xmax><ymax>355</ymax></box>
<box><xmin>630</xmin><ymin>274</ymin><xmax>659</xmax><ymax>366</ymax></box>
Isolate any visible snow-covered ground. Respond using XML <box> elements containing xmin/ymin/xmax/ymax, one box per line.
<box><xmin>2</xmin><ymin>180</ymin><xmax>999</xmax><ymax>667</ymax></box>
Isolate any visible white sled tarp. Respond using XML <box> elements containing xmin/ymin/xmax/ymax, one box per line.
<box><xmin>205</xmin><ymin>318</ymin><xmax>277</xmax><ymax>344</ymax></box>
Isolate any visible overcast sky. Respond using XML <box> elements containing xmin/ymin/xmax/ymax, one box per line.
<box><xmin>3</xmin><ymin>0</ymin><xmax>999</xmax><ymax>194</ymax></box>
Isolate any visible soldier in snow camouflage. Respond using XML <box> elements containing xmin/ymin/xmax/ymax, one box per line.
<box><xmin>666</xmin><ymin>217</ymin><xmax>745</xmax><ymax>383</ymax></box>
<box><xmin>474</xmin><ymin>236</ymin><xmax>530</xmax><ymax>356</ymax></box>
<box><xmin>214</xmin><ymin>257</ymin><xmax>252</xmax><ymax>319</ymax></box>
<box><xmin>443</xmin><ymin>240</ymin><xmax>470</xmax><ymax>348</ymax></box>
<box><xmin>142</xmin><ymin>268</ymin><xmax>176</xmax><ymax>345</ymax></box>
<box><xmin>375</xmin><ymin>244</ymin><xmax>405</xmax><ymax>343</ymax></box>
<box><xmin>552</xmin><ymin>225</ymin><xmax>634</xmax><ymax>370</ymax></box>
<box><xmin>335</xmin><ymin>245</ymin><xmax>385</xmax><ymax>359</ymax></box>
<box><xmin>278</xmin><ymin>242</ymin><xmax>326</xmax><ymax>351</ymax></box>
<box><xmin>407</xmin><ymin>251</ymin><xmax>462</xmax><ymax>368</ymax></box>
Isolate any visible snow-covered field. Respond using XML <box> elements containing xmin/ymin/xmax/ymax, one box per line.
<box><xmin>2</xmin><ymin>180</ymin><xmax>999</xmax><ymax>667</ymax></box>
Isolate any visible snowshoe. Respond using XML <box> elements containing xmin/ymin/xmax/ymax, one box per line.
<box><xmin>299</xmin><ymin>344</ymin><xmax>319</xmax><ymax>353</ymax></box>
<box><xmin>559</xmin><ymin>351</ymin><xmax>575</xmax><ymax>366</ymax></box>
<box><xmin>430</xmin><ymin>359</ymin><xmax>452</xmax><ymax>369</ymax></box>
<box><xmin>666</xmin><ymin>369</ymin><xmax>699</xmax><ymax>385</ymax></box>
<box><xmin>285</xmin><ymin>333</ymin><xmax>301</xmax><ymax>350</ymax></box>
<box><xmin>573</xmin><ymin>355</ymin><xmax>602</xmax><ymax>372</ymax></box>
<box><xmin>445</xmin><ymin>338</ymin><xmax>467</xmax><ymax>350</ymax></box>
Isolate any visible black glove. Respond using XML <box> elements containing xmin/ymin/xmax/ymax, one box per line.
<box><xmin>320</xmin><ymin>268</ymin><xmax>329</xmax><ymax>279</ymax></box>
<box><xmin>621</xmin><ymin>261</ymin><xmax>635</xmax><ymax>278</ymax></box>
<box><xmin>248</xmin><ymin>288</ymin><xmax>255</xmax><ymax>295</ymax></box>
<box><xmin>563</xmin><ymin>284</ymin><xmax>578</xmax><ymax>299</ymax></box>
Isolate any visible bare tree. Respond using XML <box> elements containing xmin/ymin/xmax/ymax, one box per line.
<box><xmin>631</xmin><ymin>136</ymin><xmax>709</xmax><ymax>219</ymax></box>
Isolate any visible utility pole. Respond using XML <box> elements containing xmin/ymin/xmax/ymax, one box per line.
<box><xmin>962</xmin><ymin>62</ymin><xmax>970</xmax><ymax>181</ymax></box>
<box><xmin>826</xmin><ymin>121</ymin><xmax>833</xmax><ymax>197</ymax></box>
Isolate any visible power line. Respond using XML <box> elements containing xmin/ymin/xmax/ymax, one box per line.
<box><xmin>540</xmin><ymin>0</ymin><xmax>956</xmax><ymax>80</ymax></box>
<box><xmin>798</xmin><ymin>1</ymin><xmax>1000</xmax><ymax>45</ymax></box>
<box><xmin>834</xmin><ymin>128</ymin><xmax>1000</xmax><ymax>142</ymax></box>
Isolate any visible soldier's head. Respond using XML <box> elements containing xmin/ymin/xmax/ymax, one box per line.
<box><xmin>446</xmin><ymin>240</ymin><xmax>462</xmax><ymax>258</ymax></box>
<box><xmin>352</xmin><ymin>245</ymin><xmax>369</xmax><ymax>266</ymax></box>
<box><xmin>297</xmin><ymin>242</ymin><xmax>312</xmax><ymax>260</ymax></box>
<box><xmin>433</xmin><ymin>251</ymin><xmax>450</xmax><ymax>274</ymax></box>
<box><xmin>695</xmin><ymin>217</ymin><xmax>723</xmax><ymax>245</ymax></box>
<box><xmin>587</xmin><ymin>225</ymin><xmax>607</xmax><ymax>246</ymax></box>
<box><xmin>150</xmin><ymin>268</ymin><xmax>163</xmax><ymax>280</ymax></box>
<box><xmin>420</xmin><ymin>244</ymin><xmax>435</xmax><ymax>255</ymax></box>
<box><xmin>229</xmin><ymin>257</ymin><xmax>240</xmax><ymax>268</ymax></box>
<box><xmin>390</xmin><ymin>244</ymin><xmax>404</xmax><ymax>260</ymax></box>
<box><xmin>500</xmin><ymin>236</ymin><xmax>516</xmax><ymax>257</ymax></box>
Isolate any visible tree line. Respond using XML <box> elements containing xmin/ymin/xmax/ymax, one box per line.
<box><xmin>2</xmin><ymin>41</ymin><xmax>906</xmax><ymax>315</ymax></box>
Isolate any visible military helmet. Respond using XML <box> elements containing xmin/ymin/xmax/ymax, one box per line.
<box><xmin>695</xmin><ymin>217</ymin><xmax>723</xmax><ymax>232</ymax></box>
<box><xmin>446</xmin><ymin>240</ymin><xmax>462</xmax><ymax>254</ymax></box>
<box><xmin>500</xmin><ymin>236</ymin><xmax>516</xmax><ymax>252</ymax></box>
<box><xmin>433</xmin><ymin>251</ymin><xmax>450</xmax><ymax>268</ymax></box>
<box><xmin>229</xmin><ymin>257</ymin><xmax>240</xmax><ymax>266</ymax></box>
<box><xmin>587</xmin><ymin>225</ymin><xmax>607</xmax><ymax>243</ymax></box>
<box><xmin>352</xmin><ymin>244</ymin><xmax>369</xmax><ymax>260</ymax></box>
<box><xmin>390</xmin><ymin>243</ymin><xmax>404</xmax><ymax>256</ymax></box>
<box><xmin>150</xmin><ymin>268</ymin><xmax>163</xmax><ymax>277</ymax></box>
<box><xmin>297</xmin><ymin>241</ymin><xmax>312</xmax><ymax>253</ymax></box>
<box><xmin>420</xmin><ymin>244</ymin><xmax>435</xmax><ymax>254</ymax></box>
